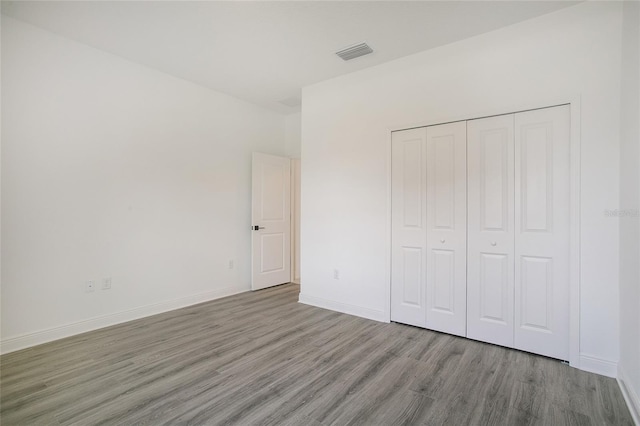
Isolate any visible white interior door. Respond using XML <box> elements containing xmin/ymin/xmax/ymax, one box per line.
<box><xmin>467</xmin><ymin>114</ymin><xmax>515</xmax><ymax>348</ymax></box>
<box><xmin>425</xmin><ymin>121</ymin><xmax>467</xmax><ymax>337</ymax></box>
<box><xmin>391</xmin><ymin>128</ymin><xmax>428</xmax><ymax>327</ymax></box>
<box><xmin>514</xmin><ymin>105</ymin><xmax>571</xmax><ymax>360</ymax></box>
<box><xmin>251</xmin><ymin>152</ymin><xmax>291</xmax><ymax>290</ymax></box>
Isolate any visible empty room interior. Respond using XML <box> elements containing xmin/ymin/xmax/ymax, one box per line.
<box><xmin>1</xmin><ymin>1</ymin><xmax>639</xmax><ymax>425</ymax></box>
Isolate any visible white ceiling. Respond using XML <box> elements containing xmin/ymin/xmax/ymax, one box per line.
<box><xmin>1</xmin><ymin>1</ymin><xmax>578</xmax><ymax>114</ymax></box>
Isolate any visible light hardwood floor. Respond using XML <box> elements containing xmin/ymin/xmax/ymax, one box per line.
<box><xmin>0</xmin><ymin>283</ymin><xmax>633</xmax><ymax>425</ymax></box>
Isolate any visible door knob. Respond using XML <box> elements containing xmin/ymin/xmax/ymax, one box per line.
<box><xmin>440</xmin><ymin>239</ymin><xmax>445</xmax><ymax>244</ymax></box>
<box><xmin>491</xmin><ymin>242</ymin><xmax>497</xmax><ymax>246</ymax></box>
<box><xmin>252</xmin><ymin>226</ymin><xmax>266</xmax><ymax>231</ymax></box>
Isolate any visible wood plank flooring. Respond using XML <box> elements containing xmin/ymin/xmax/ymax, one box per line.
<box><xmin>0</xmin><ymin>283</ymin><xmax>633</xmax><ymax>425</ymax></box>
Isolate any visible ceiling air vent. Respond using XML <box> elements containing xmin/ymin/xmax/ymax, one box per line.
<box><xmin>335</xmin><ymin>42</ymin><xmax>373</xmax><ymax>61</ymax></box>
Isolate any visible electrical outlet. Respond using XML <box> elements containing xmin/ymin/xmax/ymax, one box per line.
<box><xmin>333</xmin><ymin>269</ymin><xmax>340</xmax><ymax>280</ymax></box>
<box><xmin>228</xmin><ymin>260</ymin><xmax>234</xmax><ymax>270</ymax></box>
<box><xmin>102</xmin><ymin>277</ymin><xmax>112</xmax><ymax>290</ymax></box>
<box><xmin>85</xmin><ymin>281</ymin><xmax>96</xmax><ymax>293</ymax></box>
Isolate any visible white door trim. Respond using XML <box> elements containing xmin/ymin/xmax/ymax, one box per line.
<box><xmin>290</xmin><ymin>158</ymin><xmax>301</xmax><ymax>285</ymax></box>
<box><xmin>385</xmin><ymin>97</ymin><xmax>581</xmax><ymax>369</ymax></box>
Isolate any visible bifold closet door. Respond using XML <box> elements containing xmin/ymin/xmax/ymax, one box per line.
<box><xmin>467</xmin><ymin>114</ymin><xmax>515</xmax><ymax>348</ymax></box>
<box><xmin>514</xmin><ymin>105</ymin><xmax>570</xmax><ymax>360</ymax></box>
<box><xmin>391</xmin><ymin>127</ymin><xmax>427</xmax><ymax>328</ymax></box>
<box><xmin>425</xmin><ymin>122</ymin><xmax>467</xmax><ymax>337</ymax></box>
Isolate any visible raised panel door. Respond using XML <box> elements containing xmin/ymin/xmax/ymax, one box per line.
<box><xmin>514</xmin><ymin>105</ymin><xmax>571</xmax><ymax>360</ymax></box>
<box><xmin>467</xmin><ymin>114</ymin><xmax>515</xmax><ymax>347</ymax></box>
<box><xmin>251</xmin><ymin>153</ymin><xmax>291</xmax><ymax>290</ymax></box>
<box><xmin>425</xmin><ymin>121</ymin><xmax>467</xmax><ymax>336</ymax></box>
<box><xmin>391</xmin><ymin>128</ymin><xmax>428</xmax><ymax>327</ymax></box>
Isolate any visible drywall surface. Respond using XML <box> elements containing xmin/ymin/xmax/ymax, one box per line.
<box><xmin>300</xmin><ymin>2</ymin><xmax>623</xmax><ymax>374</ymax></box>
<box><xmin>618</xmin><ymin>0</ymin><xmax>640</xmax><ymax>420</ymax></box>
<box><xmin>284</xmin><ymin>111</ymin><xmax>302</xmax><ymax>158</ymax></box>
<box><xmin>1</xmin><ymin>16</ymin><xmax>285</xmax><ymax>351</ymax></box>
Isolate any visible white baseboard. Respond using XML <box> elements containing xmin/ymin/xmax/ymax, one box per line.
<box><xmin>579</xmin><ymin>353</ymin><xmax>618</xmax><ymax>378</ymax></box>
<box><xmin>298</xmin><ymin>293</ymin><xmax>387</xmax><ymax>323</ymax></box>
<box><xmin>0</xmin><ymin>284</ymin><xmax>248</xmax><ymax>355</ymax></box>
<box><xmin>618</xmin><ymin>365</ymin><xmax>640</xmax><ymax>425</ymax></box>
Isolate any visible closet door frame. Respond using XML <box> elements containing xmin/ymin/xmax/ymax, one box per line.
<box><xmin>384</xmin><ymin>97</ymin><xmax>581</xmax><ymax>368</ymax></box>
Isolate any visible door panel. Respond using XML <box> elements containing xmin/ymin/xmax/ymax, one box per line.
<box><xmin>425</xmin><ymin>122</ymin><xmax>467</xmax><ymax>336</ymax></box>
<box><xmin>480</xmin><ymin>128</ymin><xmax>510</xmax><ymax>231</ymax></box>
<box><xmin>467</xmin><ymin>114</ymin><xmax>515</xmax><ymax>348</ymax></box>
<box><xmin>251</xmin><ymin>152</ymin><xmax>291</xmax><ymax>290</ymax></box>
<box><xmin>479</xmin><ymin>253</ymin><xmax>509</xmax><ymax>324</ymax></box>
<box><xmin>432</xmin><ymin>249</ymin><xmax>454</xmax><ymax>312</ymax></box>
<box><xmin>260</xmin><ymin>233</ymin><xmax>286</xmax><ymax>273</ymax></box>
<box><xmin>519</xmin><ymin>256</ymin><xmax>553</xmax><ymax>330</ymax></box>
<box><xmin>391</xmin><ymin>128</ymin><xmax>428</xmax><ymax>327</ymax></box>
<box><xmin>401</xmin><ymin>247</ymin><xmax>424</xmax><ymax>307</ymax></box>
<box><xmin>514</xmin><ymin>105</ymin><xmax>570</xmax><ymax>360</ymax></box>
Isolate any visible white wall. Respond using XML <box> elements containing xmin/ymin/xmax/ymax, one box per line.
<box><xmin>1</xmin><ymin>17</ymin><xmax>286</xmax><ymax>352</ymax></box>
<box><xmin>618</xmin><ymin>1</ymin><xmax>640</xmax><ymax>420</ymax></box>
<box><xmin>0</xmin><ymin>16</ymin><xmax>4</xmax><ymax>343</ymax></box>
<box><xmin>300</xmin><ymin>2</ymin><xmax>623</xmax><ymax>376</ymax></box>
<box><xmin>284</xmin><ymin>111</ymin><xmax>302</xmax><ymax>158</ymax></box>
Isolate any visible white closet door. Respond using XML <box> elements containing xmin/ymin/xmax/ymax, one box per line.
<box><xmin>467</xmin><ymin>114</ymin><xmax>515</xmax><ymax>348</ymax></box>
<box><xmin>514</xmin><ymin>105</ymin><xmax>571</xmax><ymax>360</ymax></box>
<box><xmin>391</xmin><ymin>128</ymin><xmax>428</xmax><ymax>327</ymax></box>
<box><xmin>425</xmin><ymin>122</ymin><xmax>467</xmax><ymax>336</ymax></box>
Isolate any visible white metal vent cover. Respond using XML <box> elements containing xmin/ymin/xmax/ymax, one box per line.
<box><xmin>335</xmin><ymin>42</ymin><xmax>373</xmax><ymax>61</ymax></box>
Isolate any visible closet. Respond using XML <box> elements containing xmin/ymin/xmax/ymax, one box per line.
<box><xmin>390</xmin><ymin>105</ymin><xmax>571</xmax><ymax>361</ymax></box>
